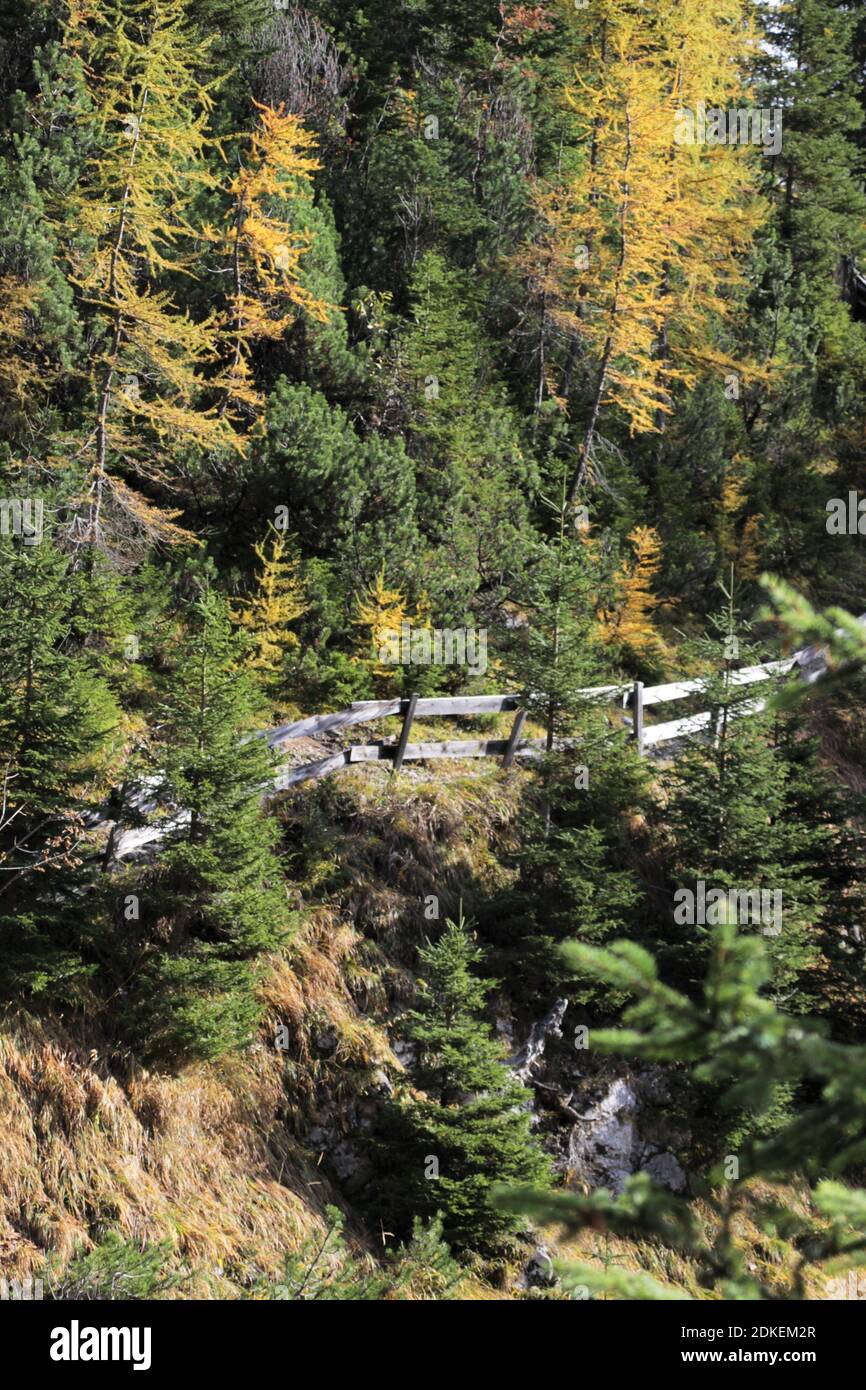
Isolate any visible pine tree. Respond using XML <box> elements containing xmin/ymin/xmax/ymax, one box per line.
<box><xmin>260</xmin><ymin>380</ymin><xmax>421</xmax><ymax>603</ymax></box>
<box><xmin>771</xmin><ymin>720</ymin><xmax>866</xmax><ymax>1041</ymax></box>
<box><xmin>374</xmin><ymin>912</ymin><xmax>550</xmax><ymax>1256</ymax></box>
<box><xmin>121</xmin><ymin>582</ymin><xmax>292</xmax><ymax>1062</ymax></box>
<box><xmin>759</xmin><ymin>582</ymin><xmax>866</xmax><ymax>1038</ymax></box>
<box><xmin>0</xmin><ymin>33</ymin><xmax>89</xmax><ymax>456</ymax></box>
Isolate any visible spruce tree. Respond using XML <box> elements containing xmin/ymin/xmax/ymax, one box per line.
<box><xmin>759</xmin><ymin>0</ymin><xmax>866</xmax><ymax>315</ymax></box>
<box><xmin>659</xmin><ymin>588</ymin><xmax>823</xmax><ymax>1004</ymax></box>
<box><xmin>498</xmin><ymin>922</ymin><xmax>866</xmax><ymax>1301</ymax></box>
<box><xmin>121</xmin><ymin>581</ymin><xmax>292</xmax><ymax>1062</ymax></box>
<box><xmin>505</xmin><ymin>479</ymin><xmax>609</xmax><ymax>751</ymax></box>
<box><xmin>485</xmin><ymin>733</ymin><xmax>648</xmax><ymax>1016</ymax></box>
<box><xmin>0</xmin><ymin>536</ymin><xmax>118</xmax><ymax>1002</ymax></box>
<box><xmin>374</xmin><ymin>912</ymin><xmax>550</xmax><ymax>1256</ymax></box>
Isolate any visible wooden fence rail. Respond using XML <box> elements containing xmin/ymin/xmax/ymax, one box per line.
<box><xmin>269</xmin><ymin>654</ymin><xmax>804</xmax><ymax>788</ymax></box>
<box><xmin>108</xmin><ymin>634</ymin><xmax>850</xmax><ymax>858</ymax></box>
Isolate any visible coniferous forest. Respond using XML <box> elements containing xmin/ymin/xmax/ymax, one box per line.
<box><xmin>3</xmin><ymin>0</ymin><xmax>866</xmax><ymax>1332</ymax></box>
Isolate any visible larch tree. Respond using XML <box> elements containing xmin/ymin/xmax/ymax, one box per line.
<box><xmin>205</xmin><ymin>99</ymin><xmax>333</xmax><ymax>425</ymax></box>
<box><xmin>598</xmin><ymin>524</ymin><xmax>668</xmax><ymax>664</ymax></box>
<box><xmin>353</xmin><ymin>567</ymin><xmax>430</xmax><ymax>685</ymax></box>
<box><xmin>62</xmin><ymin>0</ymin><xmax>238</xmax><ymax>549</ymax></box>
<box><xmin>232</xmin><ymin>523</ymin><xmax>306</xmax><ymax>690</ymax></box>
<box><xmin>528</xmin><ymin>0</ymin><xmax>765</xmax><ymax>503</ymax></box>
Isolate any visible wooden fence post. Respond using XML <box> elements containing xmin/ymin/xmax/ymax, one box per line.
<box><xmin>392</xmin><ymin>692</ymin><xmax>419</xmax><ymax>773</ymax></box>
<box><xmin>501</xmin><ymin>709</ymin><xmax>527</xmax><ymax>769</ymax></box>
<box><xmin>632</xmin><ymin>680</ymin><xmax>644</xmax><ymax>757</ymax></box>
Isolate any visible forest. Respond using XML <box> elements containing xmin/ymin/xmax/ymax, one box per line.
<box><xmin>1</xmin><ymin>0</ymin><xmax>866</xmax><ymax>1314</ymax></box>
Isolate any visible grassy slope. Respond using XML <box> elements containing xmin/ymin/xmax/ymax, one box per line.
<box><xmin>0</xmin><ymin>723</ymin><xmax>852</xmax><ymax>1298</ymax></box>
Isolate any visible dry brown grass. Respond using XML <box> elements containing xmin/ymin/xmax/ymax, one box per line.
<box><xmin>543</xmin><ymin>1179</ymin><xmax>832</xmax><ymax>1300</ymax></box>
<box><xmin>0</xmin><ymin>756</ymin><xmax>533</xmax><ymax>1296</ymax></box>
<box><xmin>0</xmin><ymin>1010</ymin><xmax>342</xmax><ymax>1293</ymax></box>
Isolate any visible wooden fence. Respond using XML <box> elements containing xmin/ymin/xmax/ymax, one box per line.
<box><xmin>268</xmin><ymin>656</ymin><xmax>801</xmax><ymax>788</ymax></box>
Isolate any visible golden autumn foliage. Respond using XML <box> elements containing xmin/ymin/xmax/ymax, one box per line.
<box><xmin>717</xmin><ymin>456</ymin><xmax>763</xmax><ymax>580</ymax></box>
<box><xmin>0</xmin><ymin>276</ymin><xmax>48</xmax><ymax>407</ymax></box>
<box><xmin>232</xmin><ymin>526</ymin><xmax>306</xmax><ymax>681</ymax></box>
<box><xmin>64</xmin><ymin>0</ymin><xmax>234</xmax><ymax>547</ymax></box>
<box><xmin>60</xmin><ymin>6</ymin><xmax>332</xmax><ymax>550</ymax></box>
<box><xmin>205</xmin><ymin>100</ymin><xmax>333</xmax><ymax>419</ymax></box>
<box><xmin>599</xmin><ymin>525</ymin><xmax>668</xmax><ymax>660</ymax></box>
<box><xmin>353</xmin><ymin>568</ymin><xmax>430</xmax><ymax>681</ymax></box>
<box><xmin>526</xmin><ymin>0</ymin><xmax>767</xmax><ymax>501</ymax></box>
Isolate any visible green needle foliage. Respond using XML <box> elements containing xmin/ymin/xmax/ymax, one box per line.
<box><xmin>0</xmin><ymin>536</ymin><xmax>118</xmax><ymax>1003</ymax></box>
<box><xmin>497</xmin><ymin>922</ymin><xmax>866</xmax><ymax>1300</ymax></box>
<box><xmin>118</xmin><ymin>582</ymin><xmax>294</xmax><ymax>1062</ymax></box>
<box><xmin>0</xmin><ymin>0</ymin><xmax>865</xmax><ymax>1296</ymax></box>
<box><xmin>258</xmin><ymin>1207</ymin><xmax>461</xmax><ymax>1301</ymax></box>
<box><xmin>373</xmin><ymin>912</ymin><xmax>550</xmax><ymax>1257</ymax></box>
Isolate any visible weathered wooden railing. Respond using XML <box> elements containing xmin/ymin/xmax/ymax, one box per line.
<box><xmin>268</xmin><ymin>656</ymin><xmax>801</xmax><ymax>788</ymax></box>
<box><xmin>105</xmin><ymin>622</ymin><xmax>860</xmax><ymax>859</ymax></box>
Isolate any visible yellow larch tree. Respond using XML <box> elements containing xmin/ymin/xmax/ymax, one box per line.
<box><xmin>529</xmin><ymin>0</ymin><xmax>766</xmax><ymax>504</ymax></box>
<box><xmin>232</xmin><ymin>525</ymin><xmax>306</xmax><ymax>683</ymax></box>
<box><xmin>0</xmin><ymin>277</ymin><xmax>49</xmax><ymax>415</ymax></box>
<box><xmin>599</xmin><ymin>525</ymin><xmax>669</xmax><ymax>662</ymax></box>
<box><xmin>717</xmin><ymin>455</ymin><xmax>763</xmax><ymax>581</ymax></box>
<box><xmin>62</xmin><ymin>0</ymin><xmax>239</xmax><ymax>548</ymax></box>
<box><xmin>353</xmin><ymin>569</ymin><xmax>430</xmax><ymax>682</ymax></box>
<box><xmin>206</xmin><ymin>100</ymin><xmax>333</xmax><ymax>423</ymax></box>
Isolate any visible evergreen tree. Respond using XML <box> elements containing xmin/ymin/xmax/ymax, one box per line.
<box><xmin>759</xmin><ymin>0</ymin><xmax>866</xmax><ymax>319</ymax></box>
<box><xmin>120</xmin><ymin>582</ymin><xmax>292</xmax><ymax>1061</ymax></box>
<box><xmin>0</xmin><ymin>536</ymin><xmax>118</xmax><ymax>1002</ymax></box>
<box><xmin>0</xmin><ymin>35</ymin><xmax>87</xmax><ymax>452</ymax></box>
<box><xmin>498</xmin><ymin>921</ymin><xmax>866</xmax><ymax>1301</ymax></box>
<box><xmin>771</xmin><ymin>720</ymin><xmax>866</xmax><ymax>1041</ymax></box>
<box><xmin>505</xmin><ymin>482</ymin><xmax>609</xmax><ymax>751</ymax></box>
<box><xmin>392</xmin><ymin>249</ymin><xmax>537</xmax><ymax>623</ymax></box>
<box><xmin>485</xmin><ymin>734</ymin><xmax>648</xmax><ymax>1016</ymax></box>
<box><xmin>374</xmin><ymin>912</ymin><xmax>550</xmax><ymax>1256</ymax></box>
<box><xmin>261</xmin><ymin>379</ymin><xmax>420</xmax><ymax>595</ymax></box>
<box><xmin>659</xmin><ymin>587</ymin><xmax>823</xmax><ymax>1002</ymax></box>
<box><xmin>259</xmin><ymin>1206</ymin><xmax>461</xmax><ymax>1301</ymax></box>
